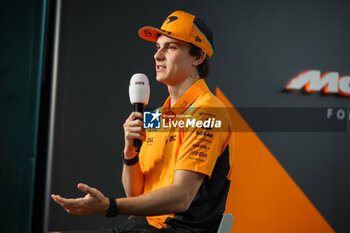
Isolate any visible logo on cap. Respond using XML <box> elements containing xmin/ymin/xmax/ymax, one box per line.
<box><xmin>195</xmin><ymin>36</ymin><xmax>202</xmax><ymax>43</ymax></box>
<box><xmin>144</xmin><ymin>30</ymin><xmax>152</xmax><ymax>37</ymax></box>
<box><xmin>167</xmin><ymin>16</ymin><xmax>178</xmax><ymax>24</ymax></box>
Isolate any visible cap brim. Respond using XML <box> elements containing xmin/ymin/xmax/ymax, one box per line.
<box><xmin>138</xmin><ymin>26</ymin><xmax>165</xmax><ymax>43</ymax></box>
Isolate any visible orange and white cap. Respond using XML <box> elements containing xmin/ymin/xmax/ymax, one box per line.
<box><xmin>138</xmin><ymin>11</ymin><xmax>214</xmax><ymax>58</ymax></box>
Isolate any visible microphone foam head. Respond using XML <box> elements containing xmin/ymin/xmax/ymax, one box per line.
<box><xmin>129</xmin><ymin>73</ymin><xmax>150</xmax><ymax>105</ymax></box>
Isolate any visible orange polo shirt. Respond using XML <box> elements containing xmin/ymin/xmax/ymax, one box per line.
<box><xmin>138</xmin><ymin>79</ymin><xmax>233</xmax><ymax>229</ymax></box>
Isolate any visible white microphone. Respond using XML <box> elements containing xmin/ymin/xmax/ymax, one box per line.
<box><xmin>128</xmin><ymin>73</ymin><xmax>150</xmax><ymax>152</ymax></box>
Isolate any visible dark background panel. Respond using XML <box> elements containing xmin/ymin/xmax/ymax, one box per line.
<box><xmin>215</xmin><ymin>0</ymin><xmax>350</xmax><ymax>107</ymax></box>
<box><xmin>48</xmin><ymin>0</ymin><xmax>349</xmax><ymax>232</ymax></box>
<box><xmin>0</xmin><ymin>0</ymin><xmax>46</xmax><ymax>232</ymax></box>
<box><xmin>214</xmin><ymin>1</ymin><xmax>350</xmax><ymax>231</ymax></box>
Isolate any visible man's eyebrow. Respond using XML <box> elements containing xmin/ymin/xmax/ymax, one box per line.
<box><xmin>156</xmin><ymin>41</ymin><xmax>183</xmax><ymax>47</ymax></box>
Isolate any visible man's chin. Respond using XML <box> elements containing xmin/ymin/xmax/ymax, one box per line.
<box><xmin>156</xmin><ymin>75</ymin><xmax>167</xmax><ymax>84</ymax></box>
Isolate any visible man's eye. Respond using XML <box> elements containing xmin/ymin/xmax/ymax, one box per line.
<box><xmin>169</xmin><ymin>46</ymin><xmax>176</xmax><ymax>50</ymax></box>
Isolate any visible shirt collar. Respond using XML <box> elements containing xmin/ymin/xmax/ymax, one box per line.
<box><xmin>162</xmin><ymin>79</ymin><xmax>209</xmax><ymax>114</ymax></box>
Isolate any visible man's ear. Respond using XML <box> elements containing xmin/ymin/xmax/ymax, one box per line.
<box><xmin>193</xmin><ymin>50</ymin><xmax>207</xmax><ymax>66</ymax></box>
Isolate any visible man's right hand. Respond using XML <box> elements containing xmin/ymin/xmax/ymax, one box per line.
<box><xmin>123</xmin><ymin>112</ymin><xmax>146</xmax><ymax>158</ymax></box>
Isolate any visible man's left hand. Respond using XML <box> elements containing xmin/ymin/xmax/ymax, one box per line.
<box><xmin>51</xmin><ymin>183</ymin><xmax>109</xmax><ymax>215</ymax></box>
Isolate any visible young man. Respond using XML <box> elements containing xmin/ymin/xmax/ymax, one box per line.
<box><xmin>51</xmin><ymin>10</ymin><xmax>233</xmax><ymax>233</ymax></box>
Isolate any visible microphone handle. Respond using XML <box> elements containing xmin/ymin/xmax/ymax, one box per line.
<box><xmin>134</xmin><ymin>103</ymin><xmax>144</xmax><ymax>114</ymax></box>
<box><xmin>134</xmin><ymin>103</ymin><xmax>144</xmax><ymax>152</ymax></box>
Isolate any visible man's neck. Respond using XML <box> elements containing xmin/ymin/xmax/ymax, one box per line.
<box><xmin>167</xmin><ymin>75</ymin><xmax>200</xmax><ymax>107</ymax></box>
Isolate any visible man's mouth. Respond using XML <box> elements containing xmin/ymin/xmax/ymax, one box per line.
<box><xmin>156</xmin><ymin>65</ymin><xmax>166</xmax><ymax>72</ymax></box>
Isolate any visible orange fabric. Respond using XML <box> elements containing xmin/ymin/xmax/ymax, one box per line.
<box><xmin>216</xmin><ymin>87</ymin><xmax>335</xmax><ymax>233</ymax></box>
<box><xmin>139</xmin><ymin>79</ymin><xmax>232</xmax><ymax>228</ymax></box>
<box><xmin>138</xmin><ymin>11</ymin><xmax>214</xmax><ymax>57</ymax></box>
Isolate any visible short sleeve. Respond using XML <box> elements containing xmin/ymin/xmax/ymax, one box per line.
<box><xmin>175</xmin><ymin>108</ymin><xmax>231</xmax><ymax>177</ymax></box>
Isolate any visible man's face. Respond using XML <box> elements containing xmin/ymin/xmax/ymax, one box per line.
<box><xmin>154</xmin><ymin>35</ymin><xmax>196</xmax><ymax>85</ymax></box>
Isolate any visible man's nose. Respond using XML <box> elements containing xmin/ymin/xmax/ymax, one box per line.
<box><xmin>154</xmin><ymin>48</ymin><xmax>165</xmax><ymax>61</ymax></box>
